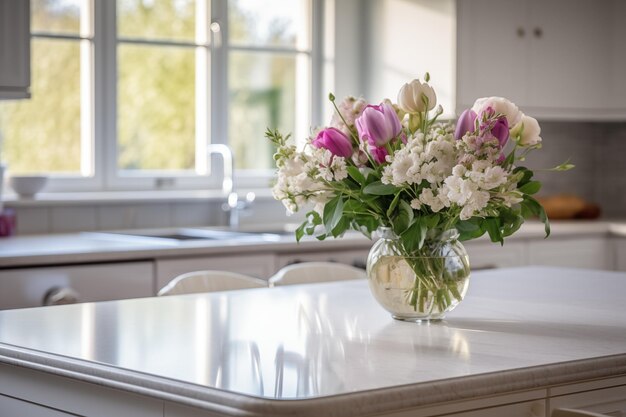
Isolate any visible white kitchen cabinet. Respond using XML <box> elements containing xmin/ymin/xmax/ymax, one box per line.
<box><xmin>464</xmin><ymin>241</ymin><xmax>526</xmax><ymax>270</ymax></box>
<box><xmin>527</xmin><ymin>237</ymin><xmax>611</xmax><ymax>270</ymax></box>
<box><xmin>0</xmin><ymin>262</ymin><xmax>154</xmax><ymax>310</ymax></box>
<box><xmin>155</xmin><ymin>254</ymin><xmax>277</xmax><ymax>290</ymax></box>
<box><xmin>0</xmin><ymin>0</ymin><xmax>30</xmax><ymax>99</ymax></box>
<box><xmin>0</xmin><ymin>394</ymin><xmax>74</xmax><ymax>417</ymax></box>
<box><xmin>0</xmin><ymin>363</ymin><xmax>162</xmax><ymax>417</ymax></box>
<box><xmin>550</xmin><ymin>377</ymin><xmax>626</xmax><ymax>417</ymax></box>
<box><xmin>457</xmin><ymin>0</ymin><xmax>624</xmax><ymax>120</ymax></box>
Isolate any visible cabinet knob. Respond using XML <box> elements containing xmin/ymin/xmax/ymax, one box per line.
<box><xmin>533</xmin><ymin>27</ymin><xmax>543</xmax><ymax>38</ymax></box>
<box><xmin>517</xmin><ymin>27</ymin><xmax>526</xmax><ymax>38</ymax></box>
<box><xmin>42</xmin><ymin>287</ymin><xmax>80</xmax><ymax>306</ymax></box>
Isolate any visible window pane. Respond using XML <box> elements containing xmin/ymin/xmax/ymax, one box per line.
<box><xmin>229</xmin><ymin>52</ymin><xmax>296</xmax><ymax>170</ymax></box>
<box><xmin>118</xmin><ymin>44</ymin><xmax>195</xmax><ymax>171</ymax></box>
<box><xmin>117</xmin><ymin>0</ymin><xmax>195</xmax><ymax>41</ymax></box>
<box><xmin>229</xmin><ymin>0</ymin><xmax>310</xmax><ymax>48</ymax></box>
<box><xmin>31</xmin><ymin>0</ymin><xmax>81</xmax><ymax>35</ymax></box>
<box><xmin>0</xmin><ymin>39</ymin><xmax>81</xmax><ymax>175</ymax></box>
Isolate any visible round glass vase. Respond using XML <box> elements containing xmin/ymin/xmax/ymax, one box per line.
<box><xmin>366</xmin><ymin>227</ymin><xmax>471</xmax><ymax>322</ymax></box>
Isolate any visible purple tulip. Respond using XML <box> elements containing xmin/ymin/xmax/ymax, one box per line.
<box><xmin>312</xmin><ymin>127</ymin><xmax>354</xmax><ymax>158</ymax></box>
<box><xmin>491</xmin><ymin>116</ymin><xmax>509</xmax><ymax>147</ymax></box>
<box><xmin>454</xmin><ymin>109</ymin><xmax>477</xmax><ymax>140</ymax></box>
<box><xmin>355</xmin><ymin>103</ymin><xmax>402</xmax><ymax>147</ymax></box>
<box><xmin>369</xmin><ymin>145</ymin><xmax>388</xmax><ymax>164</ymax></box>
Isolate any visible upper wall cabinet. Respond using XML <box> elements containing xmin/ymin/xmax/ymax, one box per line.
<box><xmin>0</xmin><ymin>0</ymin><xmax>30</xmax><ymax>100</ymax></box>
<box><xmin>457</xmin><ymin>0</ymin><xmax>626</xmax><ymax>120</ymax></box>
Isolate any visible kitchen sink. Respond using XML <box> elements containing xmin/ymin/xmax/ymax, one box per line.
<box><xmin>85</xmin><ymin>227</ymin><xmax>287</xmax><ymax>244</ymax></box>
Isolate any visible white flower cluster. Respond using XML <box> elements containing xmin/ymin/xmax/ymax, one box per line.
<box><xmin>330</xmin><ymin>96</ymin><xmax>368</xmax><ymax>136</ymax></box>
<box><xmin>272</xmin><ymin>145</ymin><xmax>349</xmax><ymax>214</ymax></box>
<box><xmin>381</xmin><ymin>124</ymin><xmax>523</xmax><ymax>220</ymax></box>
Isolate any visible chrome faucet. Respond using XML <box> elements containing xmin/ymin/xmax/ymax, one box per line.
<box><xmin>206</xmin><ymin>144</ymin><xmax>234</xmax><ymax>195</ymax></box>
<box><xmin>206</xmin><ymin>144</ymin><xmax>255</xmax><ymax>229</ymax></box>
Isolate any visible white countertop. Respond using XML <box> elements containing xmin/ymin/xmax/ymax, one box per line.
<box><xmin>0</xmin><ymin>267</ymin><xmax>625</xmax><ymax>416</ymax></box>
<box><xmin>0</xmin><ymin>220</ymin><xmax>622</xmax><ymax>268</ymax></box>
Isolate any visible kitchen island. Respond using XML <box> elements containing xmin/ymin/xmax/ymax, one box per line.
<box><xmin>0</xmin><ymin>267</ymin><xmax>625</xmax><ymax>417</ymax></box>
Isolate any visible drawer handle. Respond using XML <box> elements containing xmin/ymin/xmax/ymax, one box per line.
<box><xmin>43</xmin><ymin>287</ymin><xmax>80</xmax><ymax>306</ymax></box>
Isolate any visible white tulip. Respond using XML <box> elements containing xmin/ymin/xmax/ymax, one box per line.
<box><xmin>397</xmin><ymin>79</ymin><xmax>437</xmax><ymax>113</ymax></box>
<box><xmin>472</xmin><ymin>97</ymin><xmax>523</xmax><ymax>127</ymax></box>
<box><xmin>511</xmin><ymin>114</ymin><xmax>542</xmax><ymax>147</ymax></box>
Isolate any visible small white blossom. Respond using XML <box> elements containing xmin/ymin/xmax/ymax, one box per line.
<box><xmin>419</xmin><ymin>188</ymin><xmax>445</xmax><ymax>212</ymax></box>
<box><xmin>410</xmin><ymin>198</ymin><xmax>422</xmax><ymax>210</ymax></box>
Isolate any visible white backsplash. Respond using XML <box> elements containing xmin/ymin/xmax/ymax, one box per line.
<box><xmin>8</xmin><ymin>197</ymin><xmax>299</xmax><ymax>235</ymax></box>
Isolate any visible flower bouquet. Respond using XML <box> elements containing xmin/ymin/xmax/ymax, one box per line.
<box><xmin>266</xmin><ymin>74</ymin><xmax>572</xmax><ymax>321</ymax></box>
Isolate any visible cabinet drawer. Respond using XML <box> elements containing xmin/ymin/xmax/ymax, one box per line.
<box><xmin>550</xmin><ymin>385</ymin><xmax>626</xmax><ymax>417</ymax></box>
<box><xmin>0</xmin><ymin>262</ymin><xmax>154</xmax><ymax>310</ymax></box>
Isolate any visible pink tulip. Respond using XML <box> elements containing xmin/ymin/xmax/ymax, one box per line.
<box><xmin>312</xmin><ymin>127</ymin><xmax>354</xmax><ymax>158</ymax></box>
<box><xmin>356</xmin><ymin>103</ymin><xmax>402</xmax><ymax>147</ymax></box>
<box><xmin>454</xmin><ymin>109</ymin><xmax>477</xmax><ymax>140</ymax></box>
<box><xmin>490</xmin><ymin>116</ymin><xmax>510</xmax><ymax>148</ymax></box>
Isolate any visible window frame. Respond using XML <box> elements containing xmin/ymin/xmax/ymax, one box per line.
<box><xmin>23</xmin><ymin>0</ymin><xmax>324</xmax><ymax>193</ymax></box>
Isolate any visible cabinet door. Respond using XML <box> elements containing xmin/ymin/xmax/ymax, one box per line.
<box><xmin>550</xmin><ymin>385</ymin><xmax>626</xmax><ymax>417</ymax></box>
<box><xmin>0</xmin><ymin>0</ymin><xmax>30</xmax><ymax>98</ymax></box>
<box><xmin>456</xmin><ymin>0</ymin><xmax>530</xmax><ymax>111</ymax></box>
<box><xmin>527</xmin><ymin>0</ymin><xmax>612</xmax><ymax>112</ymax></box>
<box><xmin>0</xmin><ymin>363</ymin><xmax>162</xmax><ymax>417</ymax></box>
<box><xmin>0</xmin><ymin>394</ymin><xmax>74</xmax><ymax>417</ymax></box>
<box><xmin>442</xmin><ymin>400</ymin><xmax>545</xmax><ymax>417</ymax></box>
<box><xmin>155</xmin><ymin>254</ymin><xmax>276</xmax><ymax>290</ymax></box>
<box><xmin>528</xmin><ymin>237</ymin><xmax>610</xmax><ymax>270</ymax></box>
<box><xmin>0</xmin><ymin>262</ymin><xmax>154</xmax><ymax>310</ymax></box>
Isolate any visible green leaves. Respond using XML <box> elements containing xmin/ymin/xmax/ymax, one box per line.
<box><xmin>457</xmin><ymin>219</ymin><xmax>486</xmax><ymax>241</ymax></box>
<box><xmin>397</xmin><ymin>213</ymin><xmax>441</xmax><ymax>253</ymax></box>
<box><xmin>521</xmin><ymin>195</ymin><xmax>551</xmax><ymax>237</ymax></box>
<box><xmin>363</xmin><ymin>181</ymin><xmax>398</xmax><ymax>195</ymax></box>
<box><xmin>519</xmin><ymin>180</ymin><xmax>541</xmax><ymax>195</ymax></box>
<box><xmin>391</xmin><ymin>200</ymin><xmax>414</xmax><ymax>234</ymax></box>
<box><xmin>295</xmin><ymin>211</ymin><xmax>322</xmax><ymax>242</ymax></box>
<box><xmin>347</xmin><ymin>166</ymin><xmax>365</xmax><ymax>184</ymax></box>
<box><xmin>513</xmin><ymin>166</ymin><xmax>533</xmax><ymax>187</ymax></box>
<box><xmin>401</xmin><ymin>219</ymin><xmax>427</xmax><ymax>253</ymax></box>
<box><xmin>323</xmin><ymin>195</ymin><xmax>344</xmax><ymax>235</ymax></box>
<box><xmin>484</xmin><ymin>217</ymin><xmax>503</xmax><ymax>245</ymax></box>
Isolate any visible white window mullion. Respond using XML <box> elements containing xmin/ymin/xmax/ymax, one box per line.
<box><xmin>80</xmin><ymin>0</ymin><xmax>95</xmax><ymax>179</ymax></box>
<box><xmin>195</xmin><ymin>0</ymin><xmax>211</xmax><ymax>175</ymax></box>
<box><xmin>206</xmin><ymin>0</ymin><xmax>229</xmax><ymax>190</ymax></box>
<box><xmin>311</xmin><ymin>0</ymin><xmax>325</xmax><ymax>127</ymax></box>
<box><xmin>99</xmin><ymin>0</ymin><xmax>118</xmax><ymax>191</ymax></box>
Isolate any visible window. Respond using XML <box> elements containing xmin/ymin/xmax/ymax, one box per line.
<box><xmin>0</xmin><ymin>0</ymin><xmax>320</xmax><ymax>192</ymax></box>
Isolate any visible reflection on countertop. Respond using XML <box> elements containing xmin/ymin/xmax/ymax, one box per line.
<box><xmin>0</xmin><ymin>267</ymin><xmax>624</xmax><ymax>407</ymax></box>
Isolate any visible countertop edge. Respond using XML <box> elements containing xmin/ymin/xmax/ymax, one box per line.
<box><xmin>1</xmin><ymin>344</ymin><xmax>625</xmax><ymax>417</ymax></box>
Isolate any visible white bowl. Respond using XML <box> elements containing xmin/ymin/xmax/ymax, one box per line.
<box><xmin>9</xmin><ymin>175</ymin><xmax>48</xmax><ymax>198</ymax></box>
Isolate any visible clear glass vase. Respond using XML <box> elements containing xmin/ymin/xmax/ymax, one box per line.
<box><xmin>366</xmin><ymin>227</ymin><xmax>471</xmax><ymax>322</ymax></box>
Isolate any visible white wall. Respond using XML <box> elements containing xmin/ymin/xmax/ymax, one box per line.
<box><xmin>362</xmin><ymin>0</ymin><xmax>456</xmax><ymax>117</ymax></box>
